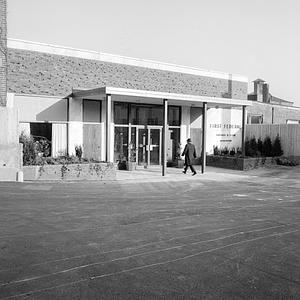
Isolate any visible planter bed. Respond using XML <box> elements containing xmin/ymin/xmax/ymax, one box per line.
<box><xmin>207</xmin><ymin>155</ymin><xmax>277</xmax><ymax>171</ymax></box>
<box><xmin>23</xmin><ymin>162</ymin><xmax>116</xmax><ymax>181</ymax></box>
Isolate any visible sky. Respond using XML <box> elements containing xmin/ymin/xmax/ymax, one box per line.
<box><xmin>7</xmin><ymin>0</ymin><xmax>300</xmax><ymax>106</ymax></box>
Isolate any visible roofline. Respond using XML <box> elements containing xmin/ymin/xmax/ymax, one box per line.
<box><xmin>7</xmin><ymin>38</ymin><xmax>248</xmax><ymax>83</ymax></box>
<box><xmin>71</xmin><ymin>86</ymin><xmax>252</xmax><ymax>107</ymax></box>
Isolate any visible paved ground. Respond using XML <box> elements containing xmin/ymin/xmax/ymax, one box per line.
<box><xmin>0</xmin><ymin>166</ymin><xmax>299</xmax><ymax>299</ymax></box>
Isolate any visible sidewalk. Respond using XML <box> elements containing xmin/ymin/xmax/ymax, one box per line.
<box><xmin>116</xmin><ymin>166</ymin><xmax>253</xmax><ymax>183</ymax></box>
<box><xmin>116</xmin><ymin>165</ymin><xmax>300</xmax><ymax>184</ymax></box>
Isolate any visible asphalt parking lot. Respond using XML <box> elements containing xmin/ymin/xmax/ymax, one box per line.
<box><xmin>0</xmin><ymin>166</ymin><xmax>299</xmax><ymax>299</ymax></box>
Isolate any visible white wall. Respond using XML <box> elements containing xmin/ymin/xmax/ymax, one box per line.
<box><xmin>206</xmin><ymin>108</ymin><xmax>242</xmax><ymax>154</ymax></box>
<box><xmin>14</xmin><ymin>94</ymin><xmax>67</xmax><ymax>122</ymax></box>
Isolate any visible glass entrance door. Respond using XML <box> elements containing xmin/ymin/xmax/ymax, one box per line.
<box><xmin>130</xmin><ymin>126</ymin><xmax>162</xmax><ymax>166</ymax></box>
<box><xmin>147</xmin><ymin>127</ymin><xmax>161</xmax><ymax>165</ymax></box>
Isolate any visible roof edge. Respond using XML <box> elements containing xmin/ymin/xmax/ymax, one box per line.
<box><xmin>7</xmin><ymin>38</ymin><xmax>248</xmax><ymax>83</ymax></box>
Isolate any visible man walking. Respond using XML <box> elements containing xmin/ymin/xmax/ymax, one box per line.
<box><xmin>181</xmin><ymin>138</ymin><xmax>197</xmax><ymax>175</ymax></box>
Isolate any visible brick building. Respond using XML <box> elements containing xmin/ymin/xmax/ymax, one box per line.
<box><xmin>247</xmin><ymin>79</ymin><xmax>300</xmax><ymax>124</ymax></box>
<box><xmin>6</xmin><ymin>39</ymin><xmax>252</xmax><ymax>169</ymax></box>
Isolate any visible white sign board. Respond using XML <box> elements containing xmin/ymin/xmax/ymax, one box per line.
<box><xmin>206</xmin><ymin>108</ymin><xmax>242</xmax><ymax>154</ymax></box>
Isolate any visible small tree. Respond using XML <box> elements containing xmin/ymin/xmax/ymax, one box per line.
<box><xmin>19</xmin><ymin>132</ymin><xmax>36</xmax><ymax>165</ymax></box>
<box><xmin>257</xmin><ymin>138</ymin><xmax>263</xmax><ymax>156</ymax></box>
<box><xmin>249</xmin><ymin>137</ymin><xmax>258</xmax><ymax>156</ymax></box>
<box><xmin>245</xmin><ymin>138</ymin><xmax>251</xmax><ymax>157</ymax></box>
<box><xmin>262</xmin><ymin>136</ymin><xmax>272</xmax><ymax>157</ymax></box>
<box><xmin>272</xmin><ymin>135</ymin><xmax>283</xmax><ymax>157</ymax></box>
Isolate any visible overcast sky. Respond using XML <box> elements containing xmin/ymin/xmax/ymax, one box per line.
<box><xmin>7</xmin><ymin>0</ymin><xmax>300</xmax><ymax>106</ymax></box>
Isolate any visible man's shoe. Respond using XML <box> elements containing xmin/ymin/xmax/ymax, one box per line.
<box><xmin>182</xmin><ymin>171</ymin><xmax>186</xmax><ymax>174</ymax></box>
<box><xmin>192</xmin><ymin>172</ymin><xmax>197</xmax><ymax>176</ymax></box>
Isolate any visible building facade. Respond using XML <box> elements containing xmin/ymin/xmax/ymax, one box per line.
<box><xmin>7</xmin><ymin>39</ymin><xmax>252</xmax><ymax>169</ymax></box>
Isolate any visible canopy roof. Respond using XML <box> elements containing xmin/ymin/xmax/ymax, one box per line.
<box><xmin>70</xmin><ymin>86</ymin><xmax>252</xmax><ymax>108</ymax></box>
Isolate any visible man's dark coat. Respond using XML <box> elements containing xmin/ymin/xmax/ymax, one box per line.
<box><xmin>182</xmin><ymin>143</ymin><xmax>197</xmax><ymax>165</ymax></box>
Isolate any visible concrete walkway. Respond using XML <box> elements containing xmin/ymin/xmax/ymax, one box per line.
<box><xmin>116</xmin><ymin>165</ymin><xmax>300</xmax><ymax>184</ymax></box>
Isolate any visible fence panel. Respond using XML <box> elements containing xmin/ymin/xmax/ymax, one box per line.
<box><xmin>246</xmin><ymin>124</ymin><xmax>300</xmax><ymax>157</ymax></box>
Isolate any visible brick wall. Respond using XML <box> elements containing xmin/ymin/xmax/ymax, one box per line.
<box><xmin>0</xmin><ymin>0</ymin><xmax>7</xmax><ymax>106</ymax></box>
<box><xmin>247</xmin><ymin>102</ymin><xmax>300</xmax><ymax>124</ymax></box>
<box><xmin>7</xmin><ymin>48</ymin><xmax>248</xmax><ymax>100</ymax></box>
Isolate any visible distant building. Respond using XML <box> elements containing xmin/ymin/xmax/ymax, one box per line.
<box><xmin>247</xmin><ymin>79</ymin><xmax>300</xmax><ymax>124</ymax></box>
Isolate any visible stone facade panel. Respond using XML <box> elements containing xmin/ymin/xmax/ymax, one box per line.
<box><xmin>0</xmin><ymin>0</ymin><xmax>7</xmax><ymax>106</ymax></box>
<box><xmin>7</xmin><ymin>49</ymin><xmax>248</xmax><ymax>99</ymax></box>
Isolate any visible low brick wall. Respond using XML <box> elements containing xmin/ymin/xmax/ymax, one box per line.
<box><xmin>207</xmin><ymin>155</ymin><xmax>277</xmax><ymax>171</ymax></box>
<box><xmin>23</xmin><ymin>163</ymin><xmax>116</xmax><ymax>181</ymax></box>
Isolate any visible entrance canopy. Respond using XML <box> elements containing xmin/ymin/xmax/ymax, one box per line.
<box><xmin>68</xmin><ymin>86</ymin><xmax>252</xmax><ymax>175</ymax></box>
<box><xmin>70</xmin><ymin>86</ymin><xmax>253</xmax><ymax>108</ymax></box>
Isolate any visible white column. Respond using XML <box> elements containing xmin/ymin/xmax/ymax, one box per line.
<box><xmin>106</xmin><ymin>94</ymin><xmax>112</xmax><ymax>162</ymax></box>
<box><xmin>162</xmin><ymin>99</ymin><xmax>168</xmax><ymax>176</ymax></box>
<box><xmin>241</xmin><ymin>105</ymin><xmax>247</xmax><ymax>157</ymax></box>
<box><xmin>101</xmin><ymin>100</ymin><xmax>106</xmax><ymax>161</ymax></box>
<box><xmin>201</xmin><ymin>102</ymin><xmax>207</xmax><ymax>174</ymax></box>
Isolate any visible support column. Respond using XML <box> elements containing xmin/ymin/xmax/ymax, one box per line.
<box><xmin>241</xmin><ymin>105</ymin><xmax>246</xmax><ymax>157</ymax></box>
<box><xmin>106</xmin><ymin>94</ymin><xmax>112</xmax><ymax>162</ymax></box>
<box><xmin>162</xmin><ymin>99</ymin><xmax>168</xmax><ymax>176</ymax></box>
<box><xmin>201</xmin><ymin>102</ymin><xmax>207</xmax><ymax>174</ymax></box>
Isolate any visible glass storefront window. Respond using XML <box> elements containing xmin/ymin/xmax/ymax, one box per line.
<box><xmin>114</xmin><ymin>127</ymin><xmax>128</xmax><ymax>165</ymax></box>
<box><xmin>129</xmin><ymin>104</ymin><xmax>181</xmax><ymax>126</ymax></box>
<box><xmin>130</xmin><ymin>104</ymin><xmax>163</xmax><ymax>125</ymax></box>
<box><xmin>168</xmin><ymin>106</ymin><xmax>181</xmax><ymax>126</ymax></box>
<box><xmin>114</xmin><ymin>102</ymin><xmax>129</xmax><ymax>124</ymax></box>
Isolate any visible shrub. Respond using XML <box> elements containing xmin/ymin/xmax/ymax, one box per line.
<box><xmin>245</xmin><ymin>137</ymin><xmax>257</xmax><ymax>157</ymax></box>
<box><xmin>213</xmin><ymin>146</ymin><xmax>221</xmax><ymax>156</ymax></box>
<box><xmin>272</xmin><ymin>135</ymin><xmax>283</xmax><ymax>157</ymax></box>
<box><xmin>229</xmin><ymin>148</ymin><xmax>236</xmax><ymax>156</ymax></box>
<box><xmin>276</xmin><ymin>157</ymin><xmax>298</xmax><ymax>166</ymax></box>
<box><xmin>221</xmin><ymin>146</ymin><xmax>229</xmax><ymax>156</ymax></box>
<box><xmin>245</xmin><ymin>138</ymin><xmax>251</xmax><ymax>156</ymax></box>
<box><xmin>262</xmin><ymin>136</ymin><xmax>272</xmax><ymax>157</ymax></box>
<box><xmin>19</xmin><ymin>132</ymin><xmax>36</xmax><ymax>166</ymax></box>
<box><xmin>249</xmin><ymin>137</ymin><xmax>258</xmax><ymax>156</ymax></box>
<box><xmin>75</xmin><ymin>145</ymin><xmax>83</xmax><ymax>159</ymax></box>
<box><xmin>257</xmin><ymin>138</ymin><xmax>263</xmax><ymax>156</ymax></box>
<box><xmin>19</xmin><ymin>132</ymin><xmax>52</xmax><ymax>165</ymax></box>
<box><xmin>236</xmin><ymin>147</ymin><xmax>242</xmax><ymax>155</ymax></box>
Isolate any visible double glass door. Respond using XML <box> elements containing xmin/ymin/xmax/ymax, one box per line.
<box><xmin>130</xmin><ymin>126</ymin><xmax>162</xmax><ymax>166</ymax></box>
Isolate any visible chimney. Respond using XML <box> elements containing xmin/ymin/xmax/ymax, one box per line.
<box><xmin>0</xmin><ymin>0</ymin><xmax>7</xmax><ymax>106</ymax></box>
<box><xmin>262</xmin><ymin>83</ymin><xmax>270</xmax><ymax>103</ymax></box>
<box><xmin>253</xmin><ymin>79</ymin><xmax>265</xmax><ymax>102</ymax></box>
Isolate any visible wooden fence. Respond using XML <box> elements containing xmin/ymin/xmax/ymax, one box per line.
<box><xmin>246</xmin><ymin>124</ymin><xmax>300</xmax><ymax>159</ymax></box>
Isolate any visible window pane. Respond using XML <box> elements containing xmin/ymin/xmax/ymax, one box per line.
<box><xmin>114</xmin><ymin>102</ymin><xmax>129</xmax><ymax>124</ymax></box>
<box><xmin>30</xmin><ymin>122</ymin><xmax>52</xmax><ymax>157</ymax></box>
<box><xmin>168</xmin><ymin>106</ymin><xmax>181</xmax><ymax>126</ymax></box>
<box><xmin>83</xmin><ymin>100</ymin><xmax>101</xmax><ymax>123</ymax></box>
<box><xmin>130</xmin><ymin>104</ymin><xmax>163</xmax><ymax>125</ymax></box>
<box><xmin>30</xmin><ymin>123</ymin><xmax>52</xmax><ymax>141</ymax></box>
<box><xmin>114</xmin><ymin>127</ymin><xmax>128</xmax><ymax>163</ymax></box>
<box><xmin>251</xmin><ymin>115</ymin><xmax>263</xmax><ymax>124</ymax></box>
